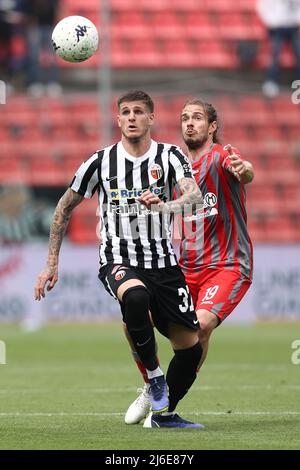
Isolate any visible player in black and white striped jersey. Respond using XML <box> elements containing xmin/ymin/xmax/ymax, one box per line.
<box><xmin>35</xmin><ymin>90</ymin><xmax>204</xmax><ymax>428</ymax></box>
<box><xmin>71</xmin><ymin>139</ymin><xmax>188</xmax><ymax>269</ymax></box>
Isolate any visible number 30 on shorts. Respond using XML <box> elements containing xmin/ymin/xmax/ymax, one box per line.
<box><xmin>178</xmin><ymin>286</ymin><xmax>194</xmax><ymax>313</ymax></box>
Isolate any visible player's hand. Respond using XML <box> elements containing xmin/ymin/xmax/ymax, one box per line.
<box><xmin>138</xmin><ymin>190</ymin><xmax>165</xmax><ymax>211</ymax></box>
<box><xmin>224</xmin><ymin>144</ymin><xmax>247</xmax><ymax>177</ymax></box>
<box><xmin>34</xmin><ymin>265</ymin><xmax>58</xmax><ymax>301</ymax></box>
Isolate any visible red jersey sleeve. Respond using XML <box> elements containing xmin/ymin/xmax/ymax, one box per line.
<box><xmin>219</xmin><ymin>145</ymin><xmax>243</xmax><ymax>179</ymax></box>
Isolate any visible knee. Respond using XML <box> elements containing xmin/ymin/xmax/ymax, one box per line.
<box><xmin>122</xmin><ymin>286</ymin><xmax>150</xmax><ymax>328</ymax></box>
<box><xmin>123</xmin><ymin>286</ymin><xmax>149</xmax><ymax>309</ymax></box>
<box><xmin>197</xmin><ymin>319</ymin><xmax>214</xmax><ymax>342</ymax></box>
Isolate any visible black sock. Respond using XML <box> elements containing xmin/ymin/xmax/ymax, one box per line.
<box><xmin>166</xmin><ymin>342</ymin><xmax>202</xmax><ymax>412</ymax></box>
<box><xmin>123</xmin><ymin>286</ymin><xmax>158</xmax><ymax>371</ymax></box>
<box><xmin>129</xmin><ymin>327</ymin><xmax>157</xmax><ymax>371</ymax></box>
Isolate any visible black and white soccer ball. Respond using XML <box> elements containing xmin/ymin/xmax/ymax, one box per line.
<box><xmin>52</xmin><ymin>16</ymin><xmax>99</xmax><ymax>63</ymax></box>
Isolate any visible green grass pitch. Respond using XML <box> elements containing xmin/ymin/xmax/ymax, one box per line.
<box><xmin>0</xmin><ymin>322</ymin><xmax>299</xmax><ymax>450</ymax></box>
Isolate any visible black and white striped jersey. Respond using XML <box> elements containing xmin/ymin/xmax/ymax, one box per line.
<box><xmin>70</xmin><ymin>140</ymin><xmax>193</xmax><ymax>269</ymax></box>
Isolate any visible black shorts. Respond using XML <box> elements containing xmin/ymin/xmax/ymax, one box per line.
<box><xmin>98</xmin><ymin>264</ymin><xmax>199</xmax><ymax>338</ymax></box>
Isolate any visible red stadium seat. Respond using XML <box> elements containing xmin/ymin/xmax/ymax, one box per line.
<box><xmin>138</xmin><ymin>0</ymin><xmax>199</xmax><ymax>11</ymax></box>
<box><xmin>110</xmin><ymin>0</ymin><xmax>136</xmax><ymax>9</ymax></box>
<box><xmin>151</xmin><ymin>11</ymin><xmax>186</xmax><ymax>39</ymax></box>
<box><xmin>195</xmin><ymin>41</ymin><xmax>238</xmax><ymax>68</ymax></box>
<box><xmin>162</xmin><ymin>40</ymin><xmax>198</xmax><ymax>67</ymax></box>
<box><xmin>271</xmin><ymin>97</ymin><xmax>300</xmax><ymax>126</ymax></box>
<box><xmin>204</xmin><ymin>0</ymin><xmax>256</xmax><ymax>13</ymax></box>
<box><xmin>218</xmin><ymin>12</ymin><xmax>266</xmax><ymax>40</ymax></box>
<box><xmin>263</xmin><ymin>215</ymin><xmax>300</xmax><ymax>242</ymax></box>
<box><xmin>126</xmin><ymin>39</ymin><xmax>164</xmax><ymax>67</ymax></box>
<box><xmin>0</xmin><ymin>157</ymin><xmax>27</xmax><ymax>183</ymax></box>
<box><xmin>184</xmin><ymin>12</ymin><xmax>215</xmax><ymax>40</ymax></box>
<box><xmin>170</xmin><ymin>0</ymin><xmax>199</xmax><ymax>10</ymax></box>
<box><xmin>252</xmin><ymin>127</ymin><xmax>285</xmax><ymax>142</ymax></box>
<box><xmin>68</xmin><ymin>200</ymin><xmax>99</xmax><ymax>244</ymax></box>
<box><xmin>111</xmin><ymin>11</ymin><xmax>150</xmax><ymax>39</ymax></box>
<box><xmin>62</xmin><ymin>0</ymin><xmax>99</xmax><ymax>13</ymax></box>
<box><xmin>29</xmin><ymin>159</ymin><xmax>68</xmax><ymax>185</ymax></box>
<box><xmin>247</xmin><ymin>184</ymin><xmax>282</xmax><ymax>211</ymax></box>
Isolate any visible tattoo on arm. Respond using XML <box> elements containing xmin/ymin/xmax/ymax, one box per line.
<box><xmin>165</xmin><ymin>177</ymin><xmax>203</xmax><ymax>214</ymax></box>
<box><xmin>47</xmin><ymin>189</ymin><xmax>84</xmax><ymax>267</ymax></box>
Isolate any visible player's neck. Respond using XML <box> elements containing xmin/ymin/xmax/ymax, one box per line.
<box><xmin>121</xmin><ymin>135</ymin><xmax>152</xmax><ymax>157</ymax></box>
<box><xmin>188</xmin><ymin>140</ymin><xmax>214</xmax><ymax>162</ymax></box>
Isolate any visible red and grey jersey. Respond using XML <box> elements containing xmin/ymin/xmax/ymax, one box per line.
<box><xmin>179</xmin><ymin>143</ymin><xmax>253</xmax><ymax>279</ymax></box>
<box><xmin>70</xmin><ymin>140</ymin><xmax>193</xmax><ymax>269</ymax></box>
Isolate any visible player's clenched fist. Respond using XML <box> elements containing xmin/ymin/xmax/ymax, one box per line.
<box><xmin>225</xmin><ymin>144</ymin><xmax>247</xmax><ymax>178</ymax></box>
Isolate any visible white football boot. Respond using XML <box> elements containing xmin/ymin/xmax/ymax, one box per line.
<box><xmin>125</xmin><ymin>384</ymin><xmax>151</xmax><ymax>424</ymax></box>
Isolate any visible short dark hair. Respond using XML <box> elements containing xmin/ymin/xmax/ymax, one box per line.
<box><xmin>183</xmin><ymin>98</ymin><xmax>221</xmax><ymax>144</ymax></box>
<box><xmin>118</xmin><ymin>90</ymin><xmax>154</xmax><ymax>113</ymax></box>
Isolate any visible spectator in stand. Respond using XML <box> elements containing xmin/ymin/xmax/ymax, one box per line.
<box><xmin>25</xmin><ymin>0</ymin><xmax>62</xmax><ymax>97</ymax></box>
<box><xmin>257</xmin><ymin>0</ymin><xmax>300</xmax><ymax>97</ymax></box>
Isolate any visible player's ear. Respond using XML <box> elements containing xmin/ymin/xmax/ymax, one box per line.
<box><xmin>148</xmin><ymin>113</ymin><xmax>154</xmax><ymax>126</ymax></box>
<box><xmin>209</xmin><ymin>120</ymin><xmax>217</xmax><ymax>134</ymax></box>
<box><xmin>117</xmin><ymin>115</ymin><xmax>121</xmax><ymax>128</ymax></box>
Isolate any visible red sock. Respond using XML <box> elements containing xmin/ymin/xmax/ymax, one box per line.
<box><xmin>136</xmin><ymin>360</ymin><xmax>149</xmax><ymax>384</ymax></box>
<box><xmin>135</xmin><ymin>356</ymin><xmax>160</xmax><ymax>384</ymax></box>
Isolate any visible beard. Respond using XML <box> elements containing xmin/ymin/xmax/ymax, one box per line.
<box><xmin>184</xmin><ymin>135</ymin><xmax>208</xmax><ymax>150</ymax></box>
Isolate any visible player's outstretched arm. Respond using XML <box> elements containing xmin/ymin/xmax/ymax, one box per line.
<box><xmin>34</xmin><ymin>189</ymin><xmax>84</xmax><ymax>301</ymax></box>
<box><xmin>138</xmin><ymin>177</ymin><xmax>202</xmax><ymax>213</ymax></box>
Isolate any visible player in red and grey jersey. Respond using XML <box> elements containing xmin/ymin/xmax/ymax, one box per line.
<box><xmin>178</xmin><ymin>98</ymin><xmax>254</xmax><ymax>373</ymax></box>
<box><xmin>124</xmin><ymin>99</ymin><xmax>254</xmax><ymax>425</ymax></box>
<box><xmin>180</xmin><ymin>142</ymin><xmax>253</xmax><ymax>278</ymax></box>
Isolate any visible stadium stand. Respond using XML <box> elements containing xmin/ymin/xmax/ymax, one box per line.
<box><xmin>1</xmin><ymin>0</ymin><xmax>300</xmax><ymax>243</ymax></box>
<box><xmin>57</xmin><ymin>0</ymin><xmax>295</xmax><ymax>69</ymax></box>
<box><xmin>0</xmin><ymin>0</ymin><xmax>294</xmax><ymax>69</ymax></box>
<box><xmin>1</xmin><ymin>93</ymin><xmax>300</xmax><ymax>242</ymax></box>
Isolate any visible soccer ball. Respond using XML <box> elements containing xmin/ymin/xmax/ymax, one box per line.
<box><xmin>52</xmin><ymin>16</ymin><xmax>99</xmax><ymax>63</ymax></box>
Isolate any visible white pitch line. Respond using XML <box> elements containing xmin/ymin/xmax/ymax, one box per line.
<box><xmin>0</xmin><ymin>411</ymin><xmax>299</xmax><ymax>417</ymax></box>
<box><xmin>194</xmin><ymin>411</ymin><xmax>300</xmax><ymax>416</ymax></box>
<box><xmin>4</xmin><ymin>363</ymin><xmax>291</xmax><ymax>372</ymax></box>
<box><xmin>0</xmin><ymin>384</ymin><xmax>299</xmax><ymax>394</ymax></box>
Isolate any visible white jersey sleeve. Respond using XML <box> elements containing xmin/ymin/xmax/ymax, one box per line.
<box><xmin>70</xmin><ymin>152</ymin><xmax>100</xmax><ymax>198</ymax></box>
<box><xmin>168</xmin><ymin>146</ymin><xmax>193</xmax><ymax>183</ymax></box>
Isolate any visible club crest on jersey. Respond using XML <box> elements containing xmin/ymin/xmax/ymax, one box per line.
<box><xmin>204</xmin><ymin>192</ymin><xmax>217</xmax><ymax>207</ymax></box>
<box><xmin>183</xmin><ymin>192</ymin><xmax>218</xmax><ymax>221</ymax></box>
<box><xmin>111</xmin><ymin>265</ymin><xmax>124</xmax><ymax>275</ymax></box>
<box><xmin>115</xmin><ymin>269</ymin><xmax>126</xmax><ymax>281</ymax></box>
<box><xmin>149</xmin><ymin>164</ymin><xmax>163</xmax><ymax>181</ymax></box>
